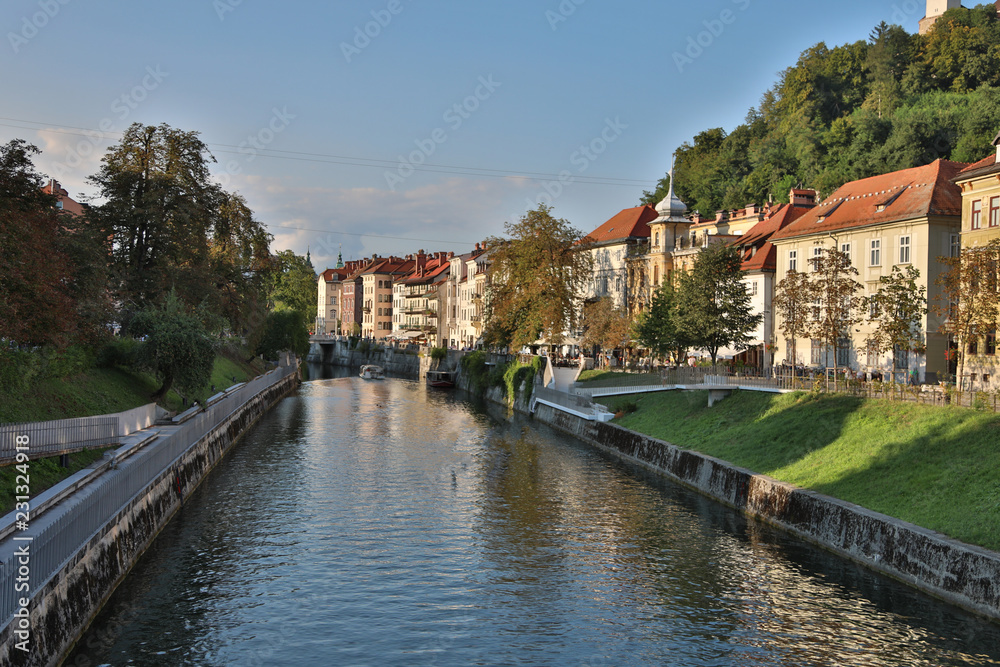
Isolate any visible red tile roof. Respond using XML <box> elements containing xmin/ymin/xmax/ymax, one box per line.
<box><xmin>584</xmin><ymin>205</ymin><xmax>657</xmax><ymax>245</ymax></box>
<box><xmin>771</xmin><ymin>159</ymin><xmax>967</xmax><ymax>241</ymax></box>
<box><xmin>732</xmin><ymin>203</ymin><xmax>811</xmax><ymax>272</ymax></box>
<box><xmin>955</xmin><ymin>153</ymin><xmax>1000</xmax><ymax>181</ymax></box>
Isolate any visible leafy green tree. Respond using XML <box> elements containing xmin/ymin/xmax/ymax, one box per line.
<box><xmin>484</xmin><ymin>205</ymin><xmax>592</xmax><ymax>350</ymax></box>
<box><xmin>773</xmin><ymin>269</ymin><xmax>816</xmax><ymax>368</ymax></box>
<box><xmin>257</xmin><ymin>309</ymin><xmax>310</xmax><ymax>360</ymax></box>
<box><xmin>268</xmin><ymin>249</ymin><xmax>318</xmax><ymax>319</ymax></box>
<box><xmin>864</xmin><ymin>265</ymin><xmax>927</xmax><ymax>381</ymax></box>
<box><xmin>675</xmin><ymin>244</ymin><xmax>761</xmax><ymax>365</ymax></box>
<box><xmin>640</xmin><ymin>173</ymin><xmax>670</xmax><ymax>206</ymax></box>
<box><xmin>89</xmin><ymin>123</ymin><xmax>223</xmax><ymax>316</ymax></box>
<box><xmin>634</xmin><ymin>281</ymin><xmax>690</xmax><ymax>365</ymax></box>
<box><xmin>808</xmin><ymin>247</ymin><xmax>863</xmax><ymax>379</ymax></box>
<box><xmin>127</xmin><ymin>291</ymin><xmax>216</xmax><ymax>402</ymax></box>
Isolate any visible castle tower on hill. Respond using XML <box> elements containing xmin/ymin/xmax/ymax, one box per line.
<box><xmin>919</xmin><ymin>1</ymin><xmax>1000</xmax><ymax>34</ymax></box>
<box><xmin>919</xmin><ymin>0</ymin><xmax>962</xmax><ymax>35</ymax></box>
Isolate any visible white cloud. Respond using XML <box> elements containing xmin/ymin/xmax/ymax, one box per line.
<box><xmin>219</xmin><ymin>173</ymin><xmax>527</xmax><ymax>270</ymax></box>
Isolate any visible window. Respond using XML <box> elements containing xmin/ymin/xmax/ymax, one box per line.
<box><xmin>811</xmin><ymin>298</ymin><xmax>821</xmax><ymax>321</ymax></box>
<box><xmin>898</xmin><ymin>235</ymin><xmax>910</xmax><ymax>264</ymax></box>
<box><xmin>655</xmin><ymin>232</ymin><xmax>660</xmax><ymax>248</ymax></box>
<box><xmin>812</xmin><ymin>247</ymin><xmax>823</xmax><ymax>271</ymax></box>
<box><xmin>950</xmin><ymin>234</ymin><xmax>961</xmax><ymax>258</ymax></box>
<box><xmin>990</xmin><ymin>197</ymin><xmax>1000</xmax><ymax>228</ymax></box>
<box><xmin>969</xmin><ymin>337</ymin><xmax>979</xmax><ymax>355</ymax></box>
<box><xmin>870</xmin><ymin>239</ymin><xmax>881</xmax><ymax>266</ymax></box>
<box><xmin>788</xmin><ymin>250</ymin><xmax>798</xmax><ymax>272</ymax></box>
<box><xmin>837</xmin><ymin>339</ymin><xmax>850</xmax><ymax>367</ymax></box>
<box><xmin>747</xmin><ymin>281</ymin><xmax>758</xmax><ymax>296</ymax></box>
<box><xmin>894</xmin><ymin>345</ymin><xmax>909</xmax><ymax>371</ymax></box>
<box><xmin>867</xmin><ymin>342</ymin><xmax>878</xmax><ymax>367</ymax></box>
<box><xmin>987</xmin><ymin>332</ymin><xmax>996</xmax><ymax>356</ymax></box>
<box><xmin>972</xmin><ymin>200</ymin><xmax>982</xmax><ymax>230</ymax></box>
<box><xmin>811</xmin><ymin>339</ymin><xmax>824</xmax><ymax>365</ymax></box>
<box><xmin>840</xmin><ymin>242</ymin><xmax>851</xmax><ymax>265</ymax></box>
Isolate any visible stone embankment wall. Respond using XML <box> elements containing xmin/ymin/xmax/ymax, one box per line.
<box><xmin>0</xmin><ymin>372</ymin><xmax>299</xmax><ymax>667</ymax></box>
<box><xmin>452</xmin><ymin>359</ymin><xmax>1000</xmax><ymax>621</ymax></box>
<box><xmin>308</xmin><ymin>340</ymin><xmax>427</xmax><ymax>378</ymax></box>
<box><xmin>531</xmin><ymin>402</ymin><xmax>1000</xmax><ymax>621</ymax></box>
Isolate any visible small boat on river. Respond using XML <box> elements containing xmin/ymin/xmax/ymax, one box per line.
<box><xmin>426</xmin><ymin>370</ymin><xmax>455</xmax><ymax>388</ymax></box>
<box><xmin>359</xmin><ymin>364</ymin><xmax>385</xmax><ymax>380</ymax></box>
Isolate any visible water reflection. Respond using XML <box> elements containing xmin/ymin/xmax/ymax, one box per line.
<box><xmin>68</xmin><ymin>378</ymin><xmax>1000</xmax><ymax>666</ymax></box>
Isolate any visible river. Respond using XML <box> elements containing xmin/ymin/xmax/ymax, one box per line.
<box><xmin>67</xmin><ymin>369</ymin><xmax>1000</xmax><ymax>666</ymax></box>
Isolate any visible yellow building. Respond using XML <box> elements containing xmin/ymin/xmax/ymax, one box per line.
<box><xmin>951</xmin><ymin>131</ymin><xmax>1000</xmax><ymax>386</ymax></box>
<box><xmin>769</xmin><ymin>159</ymin><xmax>966</xmax><ymax>382</ymax></box>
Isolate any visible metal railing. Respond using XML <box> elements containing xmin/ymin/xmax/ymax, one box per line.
<box><xmin>0</xmin><ymin>364</ymin><xmax>297</xmax><ymax>626</ymax></box>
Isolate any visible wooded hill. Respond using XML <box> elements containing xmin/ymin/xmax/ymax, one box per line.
<box><xmin>643</xmin><ymin>4</ymin><xmax>1000</xmax><ymax>215</ymax></box>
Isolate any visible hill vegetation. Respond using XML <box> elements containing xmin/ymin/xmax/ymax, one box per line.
<box><xmin>643</xmin><ymin>6</ymin><xmax>1000</xmax><ymax>214</ymax></box>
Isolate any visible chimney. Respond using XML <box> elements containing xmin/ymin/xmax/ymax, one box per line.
<box><xmin>994</xmin><ymin>129</ymin><xmax>1000</xmax><ymax>160</ymax></box>
<box><xmin>475</xmin><ymin>242</ymin><xmax>480</xmax><ymax>251</ymax></box>
<box><xmin>715</xmin><ymin>210</ymin><xmax>728</xmax><ymax>223</ymax></box>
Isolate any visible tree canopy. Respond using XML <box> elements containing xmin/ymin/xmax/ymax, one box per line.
<box><xmin>484</xmin><ymin>205</ymin><xmax>593</xmax><ymax>350</ymax></box>
<box><xmin>675</xmin><ymin>244</ymin><xmax>761</xmax><ymax>364</ymax></box>
<box><xmin>648</xmin><ymin>8</ymin><xmax>1000</xmax><ymax>213</ymax></box>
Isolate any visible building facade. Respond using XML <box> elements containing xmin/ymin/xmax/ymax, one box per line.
<box><xmin>769</xmin><ymin>159</ymin><xmax>966</xmax><ymax>381</ymax></box>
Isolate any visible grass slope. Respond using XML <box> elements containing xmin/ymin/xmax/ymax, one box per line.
<box><xmin>609</xmin><ymin>390</ymin><xmax>1000</xmax><ymax>551</ymax></box>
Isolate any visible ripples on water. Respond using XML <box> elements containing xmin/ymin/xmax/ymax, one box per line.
<box><xmin>69</xmin><ymin>373</ymin><xmax>1000</xmax><ymax>666</ymax></box>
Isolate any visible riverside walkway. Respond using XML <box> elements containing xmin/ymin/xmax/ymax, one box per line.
<box><xmin>0</xmin><ymin>363</ymin><xmax>298</xmax><ymax>634</ymax></box>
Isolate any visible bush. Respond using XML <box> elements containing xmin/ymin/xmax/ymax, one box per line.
<box><xmin>97</xmin><ymin>338</ymin><xmax>140</xmax><ymax>369</ymax></box>
<box><xmin>461</xmin><ymin>350</ymin><xmax>489</xmax><ymax>393</ymax></box>
<box><xmin>429</xmin><ymin>346</ymin><xmax>448</xmax><ymax>361</ymax></box>
<box><xmin>610</xmin><ymin>398</ymin><xmax>638</xmax><ymax>417</ymax></box>
<box><xmin>502</xmin><ymin>358</ymin><xmax>542</xmax><ymax>404</ymax></box>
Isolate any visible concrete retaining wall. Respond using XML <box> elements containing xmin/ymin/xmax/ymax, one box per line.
<box><xmin>531</xmin><ymin>401</ymin><xmax>1000</xmax><ymax>621</ymax></box>
<box><xmin>0</xmin><ymin>372</ymin><xmax>299</xmax><ymax>667</ymax></box>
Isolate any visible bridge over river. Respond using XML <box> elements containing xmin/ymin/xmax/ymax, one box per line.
<box><xmin>67</xmin><ymin>365</ymin><xmax>1000</xmax><ymax>666</ymax></box>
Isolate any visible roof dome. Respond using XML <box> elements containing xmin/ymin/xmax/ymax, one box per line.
<box><xmin>654</xmin><ymin>158</ymin><xmax>688</xmax><ymax>221</ymax></box>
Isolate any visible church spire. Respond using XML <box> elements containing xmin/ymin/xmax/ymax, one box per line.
<box><xmin>336</xmin><ymin>244</ymin><xmax>344</xmax><ymax>269</ymax></box>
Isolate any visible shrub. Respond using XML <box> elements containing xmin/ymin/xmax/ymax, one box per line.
<box><xmin>429</xmin><ymin>346</ymin><xmax>448</xmax><ymax>361</ymax></box>
<box><xmin>461</xmin><ymin>350</ymin><xmax>489</xmax><ymax>393</ymax></box>
<box><xmin>97</xmin><ymin>338</ymin><xmax>140</xmax><ymax>369</ymax></box>
<box><xmin>610</xmin><ymin>398</ymin><xmax>638</xmax><ymax>417</ymax></box>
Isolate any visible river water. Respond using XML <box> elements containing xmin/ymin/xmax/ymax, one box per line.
<box><xmin>68</xmin><ymin>370</ymin><xmax>1000</xmax><ymax>666</ymax></box>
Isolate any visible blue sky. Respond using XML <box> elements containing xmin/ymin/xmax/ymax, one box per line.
<box><xmin>0</xmin><ymin>0</ymin><xmax>929</xmax><ymax>270</ymax></box>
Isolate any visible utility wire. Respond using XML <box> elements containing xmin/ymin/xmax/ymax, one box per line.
<box><xmin>0</xmin><ymin>117</ymin><xmax>656</xmax><ymax>188</ymax></box>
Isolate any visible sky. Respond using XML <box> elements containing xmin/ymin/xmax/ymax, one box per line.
<box><xmin>0</xmin><ymin>0</ymin><xmax>931</xmax><ymax>270</ymax></box>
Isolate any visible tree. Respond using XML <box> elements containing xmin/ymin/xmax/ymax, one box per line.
<box><xmin>211</xmin><ymin>192</ymin><xmax>274</xmax><ymax>345</ymax></box>
<box><xmin>864</xmin><ymin>264</ymin><xmax>927</xmax><ymax>381</ymax></box>
<box><xmin>127</xmin><ymin>291</ymin><xmax>216</xmax><ymax>402</ymax></box>
<box><xmin>640</xmin><ymin>173</ymin><xmax>670</xmax><ymax>206</ymax></box>
<box><xmin>773</xmin><ymin>269</ymin><xmax>816</xmax><ymax>368</ymax></box>
<box><xmin>675</xmin><ymin>244</ymin><xmax>762</xmax><ymax>365</ymax></box>
<box><xmin>268</xmin><ymin>250</ymin><xmax>318</xmax><ymax>319</ymax></box>
<box><xmin>809</xmin><ymin>247</ymin><xmax>863</xmax><ymax>380</ymax></box>
<box><xmin>634</xmin><ymin>281</ymin><xmax>690</xmax><ymax>365</ymax></box>
<box><xmin>484</xmin><ymin>205</ymin><xmax>592</xmax><ymax>350</ymax></box>
<box><xmin>0</xmin><ymin>139</ymin><xmax>109</xmax><ymax>348</ymax></box>
<box><xmin>256</xmin><ymin>309</ymin><xmax>310</xmax><ymax>360</ymax></box>
<box><xmin>935</xmin><ymin>240</ymin><xmax>1000</xmax><ymax>386</ymax></box>
<box><xmin>580</xmin><ymin>297</ymin><xmax>631</xmax><ymax>353</ymax></box>
<box><xmin>89</xmin><ymin>123</ymin><xmax>222</xmax><ymax>316</ymax></box>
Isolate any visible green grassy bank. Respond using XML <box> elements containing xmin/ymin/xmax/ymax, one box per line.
<box><xmin>603</xmin><ymin>390</ymin><xmax>1000</xmax><ymax>552</ymax></box>
<box><xmin>1</xmin><ymin>352</ymin><xmax>266</xmax><ymax>509</ymax></box>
